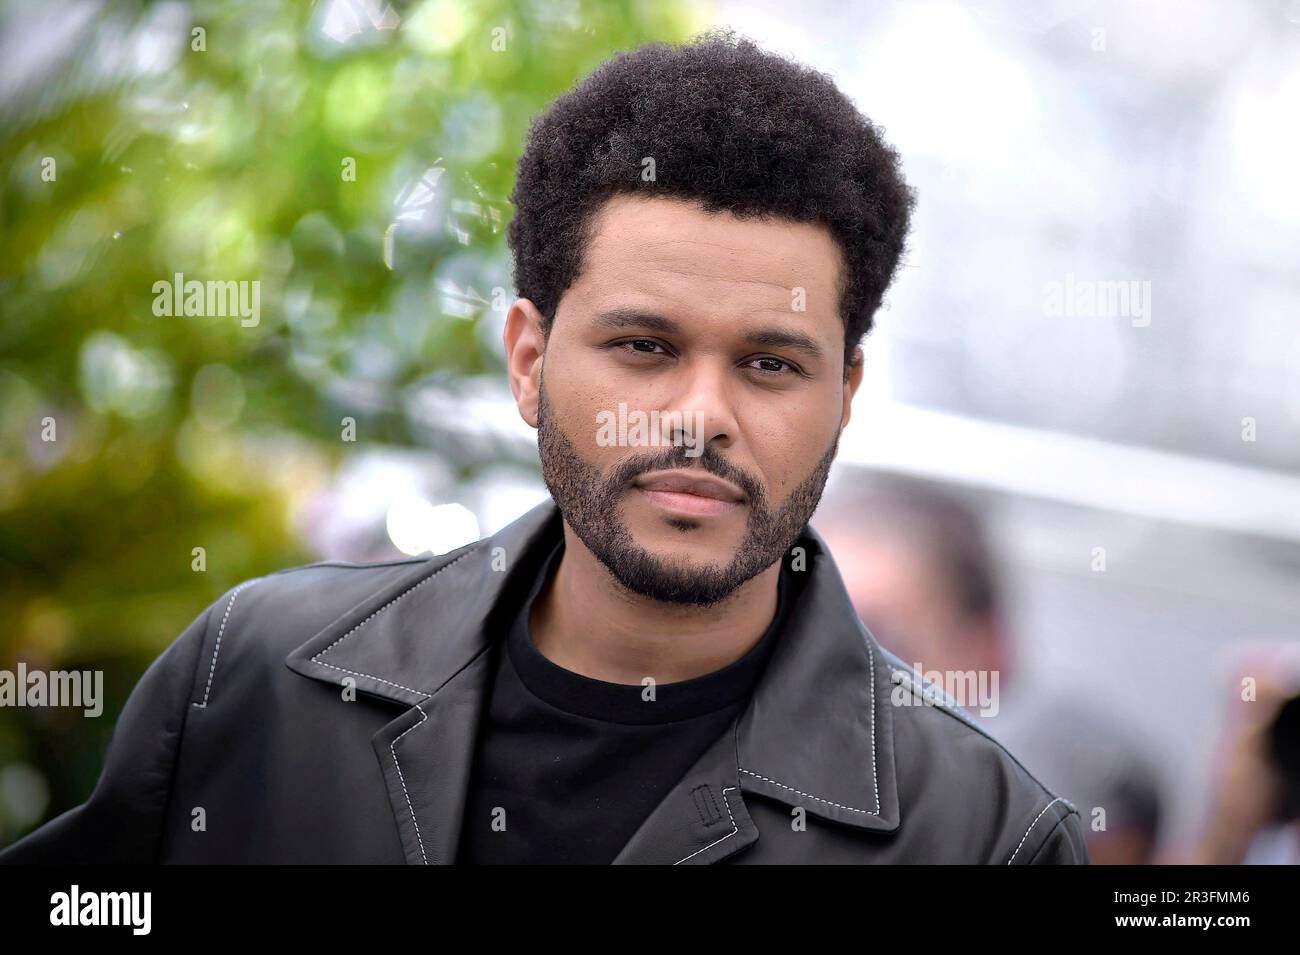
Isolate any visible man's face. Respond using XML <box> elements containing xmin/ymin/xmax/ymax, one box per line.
<box><xmin>510</xmin><ymin>193</ymin><xmax>862</xmax><ymax>605</ymax></box>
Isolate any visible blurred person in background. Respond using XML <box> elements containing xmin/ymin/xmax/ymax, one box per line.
<box><xmin>815</xmin><ymin>473</ymin><xmax>1163</xmax><ymax>864</ymax></box>
<box><xmin>1165</xmin><ymin>647</ymin><xmax>1300</xmax><ymax>865</ymax></box>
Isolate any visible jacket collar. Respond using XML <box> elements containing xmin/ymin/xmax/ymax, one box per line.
<box><xmin>285</xmin><ymin>499</ymin><xmax>900</xmax><ymax>864</ymax></box>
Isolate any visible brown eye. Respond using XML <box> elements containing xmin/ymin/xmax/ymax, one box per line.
<box><xmin>747</xmin><ymin>356</ymin><xmax>794</xmax><ymax>374</ymax></box>
<box><xmin>618</xmin><ymin>339</ymin><xmax>668</xmax><ymax>355</ymax></box>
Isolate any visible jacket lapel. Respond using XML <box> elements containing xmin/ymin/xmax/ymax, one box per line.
<box><xmin>611</xmin><ymin>720</ymin><xmax>759</xmax><ymax>865</ymax></box>
<box><xmin>734</xmin><ymin>528</ymin><xmax>903</xmax><ymax>835</ymax></box>
<box><xmin>284</xmin><ymin>501</ymin><xmax>563</xmax><ymax>864</ymax></box>
<box><xmin>284</xmin><ymin>498</ymin><xmax>901</xmax><ymax>864</ymax></box>
<box><xmin>369</xmin><ymin>647</ymin><xmax>494</xmax><ymax>864</ymax></box>
<box><xmin>615</xmin><ymin>527</ymin><xmax>902</xmax><ymax>863</ymax></box>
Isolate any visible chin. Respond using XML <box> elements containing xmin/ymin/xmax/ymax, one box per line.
<box><xmin>627</xmin><ymin>508</ymin><xmax>739</xmax><ymax>545</ymax></box>
<box><xmin>630</xmin><ymin>532</ymin><xmax>739</xmax><ymax>571</ymax></box>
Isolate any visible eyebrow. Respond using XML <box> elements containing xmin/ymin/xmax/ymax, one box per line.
<box><xmin>594</xmin><ymin>307</ymin><xmax>826</xmax><ymax>363</ymax></box>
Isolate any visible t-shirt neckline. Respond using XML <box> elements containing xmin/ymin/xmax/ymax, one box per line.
<box><xmin>505</xmin><ymin>541</ymin><xmax>788</xmax><ymax>725</ymax></box>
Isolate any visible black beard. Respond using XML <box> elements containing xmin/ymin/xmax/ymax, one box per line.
<box><xmin>535</xmin><ymin>373</ymin><xmax>839</xmax><ymax>607</ymax></box>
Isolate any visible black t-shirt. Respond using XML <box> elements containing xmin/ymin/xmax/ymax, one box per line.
<box><xmin>455</xmin><ymin>543</ymin><xmax>791</xmax><ymax>864</ymax></box>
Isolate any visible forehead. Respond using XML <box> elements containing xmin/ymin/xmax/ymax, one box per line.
<box><xmin>565</xmin><ymin>193</ymin><xmax>844</xmax><ymax>327</ymax></box>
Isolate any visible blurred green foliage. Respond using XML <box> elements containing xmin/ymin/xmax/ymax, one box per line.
<box><xmin>0</xmin><ymin>0</ymin><xmax>699</xmax><ymax>844</ymax></box>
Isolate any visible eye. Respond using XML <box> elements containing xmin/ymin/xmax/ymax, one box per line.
<box><xmin>745</xmin><ymin>355</ymin><xmax>799</xmax><ymax>375</ymax></box>
<box><xmin>615</xmin><ymin>338</ymin><xmax>670</xmax><ymax>356</ymax></box>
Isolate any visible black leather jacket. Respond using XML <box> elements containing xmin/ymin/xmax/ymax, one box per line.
<box><xmin>1</xmin><ymin>500</ymin><xmax>1089</xmax><ymax>864</ymax></box>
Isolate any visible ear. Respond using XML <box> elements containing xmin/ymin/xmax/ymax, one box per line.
<box><xmin>504</xmin><ymin>298</ymin><xmax>547</xmax><ymax>428</ymax></box>
<box><xmin>839</xmin><ymin>345</ymin><xmax>865</xmax><ymax>432</ymax></box>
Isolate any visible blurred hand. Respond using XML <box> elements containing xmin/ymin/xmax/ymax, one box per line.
<box><xmin>1184</xmin><ymin>645</ymin><xmax>1300</xmax><ymax>864</ymax></box>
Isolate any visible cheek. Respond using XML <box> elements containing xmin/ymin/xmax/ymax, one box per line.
<box><xmin>544</xmin><ymin>349</ymin><xmax>624</xmax><ymax>459</ymax></box>
<box><xmin>740</xmin><ymin>388</ymin><xmax>842</xmax><ymax>494</ymax></box>
<box><xmin>548</xmin><ymin>335</ymin><xmax>686</xmax><ymax>450</ymax></box>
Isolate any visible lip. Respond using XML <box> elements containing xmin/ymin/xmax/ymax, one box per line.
<box><xmin>632</xmin><ymin>469</ymin><xmax>745</xmax><ymax>518</ymax></box>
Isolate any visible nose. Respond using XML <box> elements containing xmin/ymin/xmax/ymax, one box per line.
<box><xmin>664</xmin><ymin>358</ymin><xmax>739</xmax><ymax>454</ymax></box>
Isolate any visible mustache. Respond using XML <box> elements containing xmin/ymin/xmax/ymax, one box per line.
<box><xmin>606</xmin><ymin>443</ymin><xmax>766</xmax><ymax>508</ymax></box>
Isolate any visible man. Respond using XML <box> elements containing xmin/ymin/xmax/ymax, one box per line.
<box><xmin>1</xmin><ymin>31</ymin><xmax>1087</xmax><ymax>864</ymax></box>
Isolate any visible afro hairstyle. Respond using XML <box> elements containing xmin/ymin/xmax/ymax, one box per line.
<box><xmin>507</xmin><ymin>28</ymin><xmax>916</xmax><ymax>374</ymax></box>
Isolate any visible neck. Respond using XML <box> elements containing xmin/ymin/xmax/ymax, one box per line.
<box><xmin>529</xmin><ymin>522</ymin><xmax>782</xmax><ymax>685</ymax></box>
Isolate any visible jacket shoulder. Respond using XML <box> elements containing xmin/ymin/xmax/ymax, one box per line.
<box><xmin>0</xmin><ymin>553</ymin><xmax>457</xmax><ymax>863</ymax></box>
<box><xmin>223</xmin><ymin>555</ymin><xmax>437</xmax><ymax>642</ymax></box>
<box><xmin>185</xmin><ymin>553</ymin><xmax>452</xmax><ymax>707</ymax></box>
<box><xmin>876</xmin><ymin>644</ymin><xmax>1088</xmax><ymax>863</ymax></box>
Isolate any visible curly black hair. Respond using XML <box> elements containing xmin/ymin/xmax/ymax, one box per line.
<box><xmin>507</xmin><ymin>29</ymin><xmax>915</xmax><ymax>375</ymax></box>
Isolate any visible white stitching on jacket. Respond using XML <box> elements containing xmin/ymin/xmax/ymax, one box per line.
<box><xmin>310</xmin><ymin>545</ymin><xmax>482</xmax><ymax>697</ymax></box>
<box><xmin>1006</xmin><ymin>796</ymin><xmax>1064</xmax><ymax>864</ymax></box>
<box><xmin>390</xmin><ymin>704</ymin><xmax>431</xmax><ymax>865</ymax></box>
<box><xmin>736</xmin><ymin>641</ymin><xmax>882</xmax><ymax>816</ymax></box>
<box><xmin>312</xmin><ymin>660</ymin><xmax>428</xmax><ymax>697</ymax></box>
<box><xmin>868</xmin><ymin>641</ymin><xmax>879</xmax><ymax>812</ymax></box>
<box><xmin>192</xmin><ymin>580</ymin><xmax>259</xmax><ymax>709</ymax></box>
<box><xmin>674</xmin><ymin>786</ymin><xmax>740</xmax><ymax>864</ymax></box>
<box><xmin>737</xmin><ymin>769</ymin><xmax>876</xmax><ymax>814</ymax></box>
